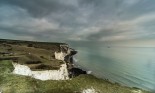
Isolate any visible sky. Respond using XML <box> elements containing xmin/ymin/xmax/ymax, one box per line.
<box><xmin>0</xmin><ymin>0</ymin><xmax>155</xmax><ymax>47</ymax></box>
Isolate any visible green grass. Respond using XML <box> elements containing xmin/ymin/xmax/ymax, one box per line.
<box><xmin>0</xmin><ymin>60</ymin><xmax>150</xmax><ymax>93</ymax></box>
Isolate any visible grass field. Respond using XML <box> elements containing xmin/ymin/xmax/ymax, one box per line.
<box><xmin>0</xmin><ymin>60</ymin><xmax>150</xmax><ymax>93</ymax></box>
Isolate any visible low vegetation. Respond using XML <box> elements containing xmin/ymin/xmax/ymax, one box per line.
<box><xmin>0</xmin><ymin>60</ymin><xmax>150</xmax><ymax>93</ymax></box>
<box><xmin>0</xmin><ymin>39</ymin><xmax>151</xmax><ymax>93</ymax></box>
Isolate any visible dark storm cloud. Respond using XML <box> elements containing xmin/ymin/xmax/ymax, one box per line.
<box><xmin>0</xmin><ymin>23</ymin><xmax>71</xmax><ymax>42</ymax></box>
<box><xmin>0</xmin><ymin>24</ymin><xmax>46</xmax><ymax>38</ymax></box>
<box><xmin>0</xmin><ymin>0</ymin><xmax>77</xmax><ymax>18</ymax></box>
<box><xmin>0</xmin><ymin>0</ymin><xmax>155</xmax><ymax>46</ymax></box>
<box><xmin>86</xmin><ymin>29</ymin><xmax>119</xmax><ymax>41</ymax></box>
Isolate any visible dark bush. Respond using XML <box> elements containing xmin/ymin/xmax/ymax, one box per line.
<box><xmin>27</xmin><ymin>44</ymin><xmax>33</xmax><ymax>47</ymax></box>
<box><xmin>40</xmin><ymin>56</ymin><xmax>45</xmax><ymax>59</ymax></box>
<box><xmin>34</xmin><ymin>64</ymin><xmax>59</xmax><ymax>70</ymax></box>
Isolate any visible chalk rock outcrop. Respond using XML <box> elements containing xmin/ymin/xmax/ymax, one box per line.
<box><xmin>12</xmin><ymin>62</ymin><xmax>69</xmax><ymax>80</ymax></box>
<box><xmin>82</xmin><ymin>88</ymin><xmax>97</xmax><ymax>93</ymax></box>
<box><xmin>54</xmin><ymin>52</ymin><xmax>67</xmax><ymax>61</ymax></box>
<box><xmin>12</xmin><ymin>45</ymin><xmax>85</xmax><ymax>81</ymax></box>
<box><xmin>54</xmin><ymin>45</ymin><xmax>77</xmax><ymax>63</ymax></box>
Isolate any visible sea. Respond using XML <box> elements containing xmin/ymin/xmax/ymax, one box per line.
<box><xmin>69</xmin><ymin>42</ymin><xmax>155</xmax><ymax>92</ymax></box>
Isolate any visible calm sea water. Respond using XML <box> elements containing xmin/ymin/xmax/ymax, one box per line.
<box><xmin>69</xmin><ymin>43</ymin><xmax>155</xmax><ymax>91</ymax></box>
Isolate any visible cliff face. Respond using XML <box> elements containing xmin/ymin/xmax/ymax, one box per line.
<box><xmin>54</xmin><ymin>45</ymin><xmax>77</xmax><ymax>63</ymax></box>
<box><xmin>54</xmin><ymin>52</ymin><xmax>67</xmax><ymax>61</ymax></box>
<box><xmin>54</xmin><ymin>46</ymin><xmax>87</xmax><ymax>78</ymax></box>
<box><xmin>12</xmin><ymin>62</ymin><xmax>69</xmax><ymax>80</ymax></box>
<box><xmin>12</xmin><ymin>44</ymin><xmax>85</xmax><ymax>80</ymax></box>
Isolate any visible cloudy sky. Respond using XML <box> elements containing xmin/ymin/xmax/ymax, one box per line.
<box><xmin>0</xmin><ymin>0</ymin><xmax>155</xmax><ymax>47</ymax></box>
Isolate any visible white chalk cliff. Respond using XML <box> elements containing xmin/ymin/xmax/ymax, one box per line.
<box><xmin>54</xmin><ymin>51</ymin><xmax>67</xmax><ymax>61</ymax></box>
<box><xmin>82</xmin><ymin>88</ymin><xmax>97</xmax><ymax>93</ymax></box>
<box><xmin>54</xmin><ymin>45</ymin><xmax>72</xmax><ymax>61</ymax></box>
<box><xmin>12</xmin><ymin>45</ymin><xmax>76</xmax><ymax>80</ymax></box>
<box><xmin>12</xmin><ymin>62</ymin><xmax>69</xmax><ymax>80</ymax></box>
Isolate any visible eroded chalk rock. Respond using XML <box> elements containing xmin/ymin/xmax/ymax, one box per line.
<box><xmin>12</xmin><ymin>62</ymin><xmax>69</xmax><ymax>80</ymax></box>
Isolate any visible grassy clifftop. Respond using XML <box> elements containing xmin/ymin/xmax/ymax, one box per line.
<box><xmin>0</xmin><ymin>60</ymin><xmax>150</xmax><ymax>93</ymax></box>
<box><xmin>0</xmin><ymin>39</ymin><xmax>151</xmax><ymax>93</ymax></box>
<box><xmin>0</xmin><ymin>39</ymin><xmax>65</xmax><ymax>70</ymax></box>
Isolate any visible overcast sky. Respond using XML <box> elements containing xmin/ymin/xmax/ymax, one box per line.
<box><xmin>0</xmin><ymin>0</ymin><xmax>155</xmax><ymax>47</ymax></box>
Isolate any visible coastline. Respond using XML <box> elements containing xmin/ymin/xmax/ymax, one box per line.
<box><xmin>69</xmin><ymin>46</ymin><xmax>153</xmax><ymax>93</ymax></box>
<box><xmin>0</xmin><ymin>39</ymin><xmax>151</xmax><ymax>93</ymax></box>
<box><xmin>73</xmin><ymin>58</ymin><xmax>153</xmax><ymax>93</ymax></box>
